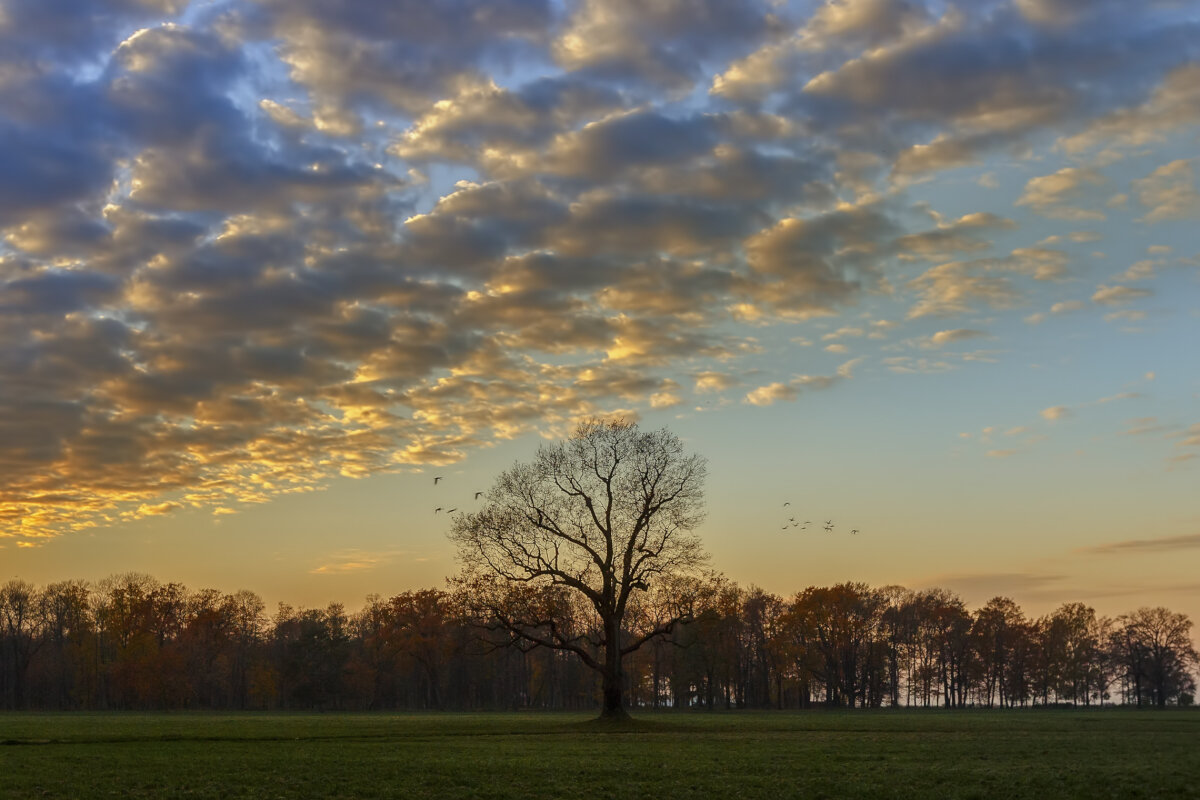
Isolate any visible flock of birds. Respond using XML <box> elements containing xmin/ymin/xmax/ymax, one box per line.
<box><xmin>431</xmin><ymin>475</ymin><xmax>484</xmax><ymax>515</ymax></box>
<box><xmin>429</xmin><ymin>480</ymin><xmax>861</xmax><ymax>537</ymax></box>
<box><xmin>779</xmin><ymin>502</ymin><xmax>859</xmax><ymax>535</ymax></box>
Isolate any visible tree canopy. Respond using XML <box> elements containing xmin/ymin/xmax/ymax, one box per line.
<box><xmin>449</xmin><ymin>418</ymin><xmax>708</xmax><ymax>719</ymax></box>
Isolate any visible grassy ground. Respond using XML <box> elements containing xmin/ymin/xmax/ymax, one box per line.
<box><xmin>1</xmin><ymin>710</ymin><xmax>1197</xmax><ymax>799</ymax></box>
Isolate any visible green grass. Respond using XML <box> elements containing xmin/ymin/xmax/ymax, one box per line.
<box><xmin>1</xmin><ymin>710</ymin><xmax>1197</xmax><ymax>799</ymax></box>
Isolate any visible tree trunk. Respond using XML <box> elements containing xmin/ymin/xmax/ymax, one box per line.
<box><xmin>599</xmin><ymin>618</ymin><xmax>628</xmax><ymax>720</ymax></box>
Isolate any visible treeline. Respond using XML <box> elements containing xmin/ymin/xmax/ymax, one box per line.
<box><xmin>0</xmin><ymin>575</ymin><xmax>1195</xmax><ymax>711</ymax></box>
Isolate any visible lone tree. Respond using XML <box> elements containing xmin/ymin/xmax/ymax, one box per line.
<box><xmin>449</xmin><ymin>418</ymin><xmax>707</xmax><ymax>720</ymax></box>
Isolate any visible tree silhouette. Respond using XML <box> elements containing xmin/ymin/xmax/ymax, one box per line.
<box><xmin>449</xmin><ymin>418</ymin><xmax>707</xmax><ymax>720</ymax></box>
<box><xmin>1113</xmin><ymin>607</ymin><xmax>1198</xmax><ymax>707</ymax></box>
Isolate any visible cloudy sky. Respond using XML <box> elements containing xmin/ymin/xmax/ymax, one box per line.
<box><xmin>3</xmin><ymin>0</ymin><xmax>1199</xmax><ymax>621</ymax></box>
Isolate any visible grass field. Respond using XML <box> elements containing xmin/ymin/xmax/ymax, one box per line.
<box><xmin>2</xmin><ymin>710</ymin><xmax>1198</xmax><ymax>799</ymax></box>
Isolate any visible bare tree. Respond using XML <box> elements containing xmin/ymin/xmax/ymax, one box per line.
<box><xmin>0</xmin><ymin>580</ymin><xmax>41</xmax><ymax>709</ymax></box>
<box><xmin>1113</xmin><ymin>607</ymin><xmax>1198</xmax><ymax>707</ymax></box>
<box><xmin>449</xmin><ymin>418</ymin><xmax>707</xmax><ymax>720</ymax></box>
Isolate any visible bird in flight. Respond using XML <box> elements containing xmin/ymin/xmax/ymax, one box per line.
<box><xmin>446</xmin><ymin>508</ymin><xmax>458</xmax><ymax>514</ymax></box>
<box><xmin>824</xmin><ymin>522</ymin><xmax>835</xmax><ymax>532</ymax></box>
<box><xmin>433</xmin><ymin>476</ymin><xmax>444</xmax><ymax>484</ymax></box>
<box><xmin>434</xmin><ymin>507</ymin><xmax>443</xmax><ymax>513</ymax></box>
<box><xmin>850</xmin><ymin>529</ymin><xmax>860</xmax><ymax>535</ymax></box>
<box><xmin>474</xmin><ymin>491</ymin><xmax>483</xmax><ymax>500</ymax></box>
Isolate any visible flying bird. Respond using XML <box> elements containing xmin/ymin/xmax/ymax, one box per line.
<box><xmin>474</xmin><ymin>492</ymin><xmax>483</xmax><ymax>500</ymax></box>
<box><xmin>850</xmin><ymin>529</ymin><xmax>860</xmax><ymax>535</ymax></box>
<box><xmin>783</xmin><ymin>502</ymin><xmax>790</xmax><ymax>507</ymax></box>
<box><xmin>434</xmin><ymin>507</ymin><xmax>443</xmax><ymax>514</ymax></box>
<box><xmin>446</xmin><ymin>508</ymin><xmax>457</xmax><ymax>514</ymax></box>
<box><xmin>433</xmin><ymin>476</ymin><xmax>444</xmax><ymax>484</ymax></box>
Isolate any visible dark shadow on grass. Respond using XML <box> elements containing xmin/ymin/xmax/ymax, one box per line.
<box><xmin>568</xmin><ymin>715</ymin><xmax>698</xmax><ymax>735</ymax></box>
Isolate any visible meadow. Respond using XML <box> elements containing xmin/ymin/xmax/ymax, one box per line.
<box><xmin>2</xmin><ymin>710</ymin><xmax>1197</xmax><ymax>799</ymax></box>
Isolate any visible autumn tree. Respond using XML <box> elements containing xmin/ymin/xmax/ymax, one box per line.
<box><xmin>450</xmin><ymin>418</ymin><xmax>707</xmax><ymax>720</ymax></box>
<box><xmin>971</xmin><ymin>596</ymin><xmax>1026</xmax><ymax>708</ymax></box>
<box><xmin>1043</xmin><ymin>602</ymin><xmax>1103</xmax><ymax>705</ymax></box>
<box><xmin>1112</xmin><ymin>607</ymin><xmax>1198</xmax><ymax>707</ymax></box>
<box><xmin>34</xmin><ymin>580</ymin><xmax>92</xmax><ymax>708</ymax></box>
<box><xmin>0</xmin><ymin>580</ymin><xmax>40</xmax><ymax>709</ymax></box>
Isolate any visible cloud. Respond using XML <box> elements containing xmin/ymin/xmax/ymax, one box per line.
<box><xmin>743</xmin><ymin>358</ymin><xmax>862</xmax><ymax>406</ymax></box>
<box><xmin>805</xmin><ymin>0</ymin><xmax>932</xmax><ymax>48</ymax></box>
<box><xmin>129</xmin><ymin>501</ymin><xmax>184</xmax><ymax>518</ymax></box>
<box><xmin>1094</xmin><ymin>392</ymin><xmax>1140</xmax><ymax>405</ymax></box>
<box><xmin>1060</xmin><ymin>64</ymin><xmax>1200</xmax><ymax>157</ymax></box>
<box><xmin>927</xmin><ymin>328</ymin><xmax>989</xmax><ymax>347</ymax></box>
<box><xmin>1</xmin><ymin>0</ymin><xmax>1198</xmax><ymax>540</ymax></box>
<box><xmin>777</xmin><ymin>2</ymin><xmax>1198</xmax><ymax>179</ymax></box>
<box><xmin>896</xmin><ymin>212</ymin><xmax>1015</xmax><ymax>261</ymax></box>
<box><xmin>918</xmin><ymin>571</ymin><xmax>1068</xmax><ymax>598</ymax></box>
<box><xmin>1016</xmin><ymin>167</ymin><xmax>1107</xmax><ymax>221</ymax></box>
<box><xmin>1118</xmin><ymin>260</ymin><xmax>1161</xmax><ymax>281</ymax></box>
<box><xmin>1040</xmin><ymin>405</ymin><xmax>1071</xmax><ymax>421</ymax></box>
<box><xmin>1015</xmin><ymin>0</ymin><xmax>1131</xmax><ymax>27</ymax></box>
<box><xmin>821</xmin><ymin>326</ymin><xmax>866</xmax><ymax>341</ymax></box>
<box><xmin>1177</xmin><ymin>423</ymin><xmax>1200</xmax><ymax>448</ymax></box>
<box><xmin>711</xmin><ymin>0</ymin><xmax>932</xmax><ymax>103</ymax></box>
<box><xmin>744</xmin><ymin>382</ymin><xmax>798</xmax><ymax>407</ymax></box>
<box><xmin>1092</xmin><ymin>284</ymin><xmax>1153</xmax><ymax>305</ymax></box>
<box><xmin>392</xmin><ymin>77</ymin><xmax>624</xmax><ymax>168</ymax></box>
<box><xmin>0</xmin><ymin>0</ymin><xmax>187</xmax><ymax>68</ymax></box>
<box><xmin>1050</xmin><ymin>300</ymin><xmax>1085</xmax><ymax>314</ymax></box>
<box><xmin>742</xmin><ymin>203</ymin><xmax>898</xmax><ymax>315</ymax></box>
<box><xmin>649</xmin><ymin>390</ymin><xmax>683</xmax><ymax>409</ymax></box>
<box><xmin>554</xmin><ymin>0</ymin><xmax>773</xmax><ymax>90</ymax></box>
<box><xmin>906</xmin><ymin>261</ymin><xmax>1021</xmax><ymax>319</ymax></box>
<box><xmin>309</xmin><ymin>548</ymin><xmax>409</xmax><ymax>574</ymax></box>
<box><xmin>1120</xmin><ymin>417</ymin><xmax>1169</xmax><ymax>437</ymax></box>
<box><xmin>255</xmin><ymin>0</ymin><xmax>554</xmax><ymax>129</ymax></box>
<box><xmin>905</xmin><ymin>243</ymin><xmax>1071</xmax><ymax>318</ymax></box>
<box><xmin>693</xmin><ymin>371</ymin><xmax>738</xmax><ymax>394</ymax></box>
<box><xmin>1103</xmin><ymin>309</ymin><xmax>1146</xmax><ymax>324</ymax></box>
<box><xmin>1134</xmin><ymin>159</ymin><xmax>1200</xmax><ymax>223</ymax></box>
<box><xmin>882</xmin><ymin>357</ymin><xmax>953</xmax><ymax>374</ymax></box>
<box><xmin>1077</xmin><ymin>532</ymin><xmax>1200</xmax><ymax>556</ymax></box>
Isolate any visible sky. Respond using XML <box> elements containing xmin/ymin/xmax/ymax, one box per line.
<box><xmin>2</xmin><ymin>0</ymin><xmax>1199</xmax><ymax>625</ymax></box>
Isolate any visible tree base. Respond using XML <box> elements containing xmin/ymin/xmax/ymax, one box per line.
<box><xmin>595</xmin><ymin>706</ymin><xmax>632</xmax><ymax>723</ymax></box>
